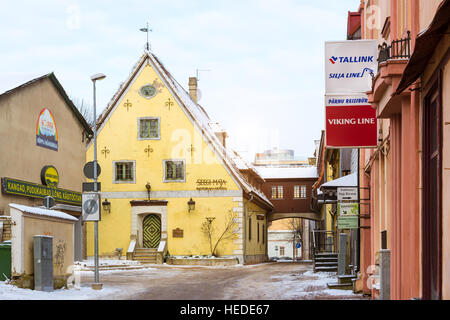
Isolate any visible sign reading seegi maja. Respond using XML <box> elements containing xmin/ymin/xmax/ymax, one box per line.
<box><xmin>1</xmin><ymin>177</ymin><xmax>81</xmax><ymax>205</ymax></box>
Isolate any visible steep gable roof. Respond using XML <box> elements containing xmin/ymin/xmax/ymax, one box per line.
<box><xmin>96</xmin><ymin>51</ymin><xmax>273</xmax><ymax>210</ymax></box>
<box><xmin>0</xmin><ymin>72</ymin><xmax>93</xmax><ymax>135</ymax></box>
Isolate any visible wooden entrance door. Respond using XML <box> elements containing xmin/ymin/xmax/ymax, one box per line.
<box><xmin>143</xmin><ymin>214</ymin><xmax>161</xmax><ymax>248</ymax></box>
<box><xmin>422</xmin><ymin>80</ymin><xmax>442</xmax><ymax>300</ymax></box>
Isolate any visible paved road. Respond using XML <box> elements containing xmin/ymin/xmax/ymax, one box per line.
<box><xmin>80</xmin><ymin>262</ymin><xmax>367</xmax><ymax>300</ymax></box>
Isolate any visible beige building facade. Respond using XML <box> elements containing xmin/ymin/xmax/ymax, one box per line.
<box><xmin>0</xmin><ymin>73</ymin><xmax>92</xmax><ymax>260</ymax></box>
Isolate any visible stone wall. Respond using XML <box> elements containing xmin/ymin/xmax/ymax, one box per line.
<box><xmin>166</xmin><ymin>257</ymin><xmax>239</xmax><ymax>266</ymax></box>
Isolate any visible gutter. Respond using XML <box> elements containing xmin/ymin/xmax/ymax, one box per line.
<box><xmin>243</xmin><ymin>194</ymin><xmax>254</xmax><ymax>264</ymax></box>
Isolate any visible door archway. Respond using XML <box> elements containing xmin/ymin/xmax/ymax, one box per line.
<box><xmin>142</xmin><ymin>214</ymin><xmax>161</xmax><ymax>248</ymax></box>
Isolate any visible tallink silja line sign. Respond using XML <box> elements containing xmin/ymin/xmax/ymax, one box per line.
<box><xmin>325</xmin><ymin>40</ymin><xmax>378</xmax><ymax>94</ymax></box>
<box><xmin>324</xmin><ymin>40</ymin><xmax>378</xmax><ymax>148</ymax></box>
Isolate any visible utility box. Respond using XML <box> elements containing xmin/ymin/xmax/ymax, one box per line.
<box><xmin>0</xmin><ymin>240</ymin><xmax>12</xmax><ymax>281</ymax></box>
<box><xmin>33</xmin><ymin>235</ymin><xmax>53</xmax><ymax>291</ymax></box>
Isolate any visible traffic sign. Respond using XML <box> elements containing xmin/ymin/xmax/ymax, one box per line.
<box><xmin>43</xmin><ymin>196</ymin><xmax>55</xmax><ymax>208</ymax></box>
<box><xmin>83</xmin><ymin>161</ymin><xmax>101</xmax><ymax>180</ymax></box>
<box><xmin>82</xmin><ymin>192</ymin><xmax>101</xmax><ymax>222</ymax></box>
<box><xmin>82</xmin><ymin>182</ymin><xmax>101</xmax><ymax>192</ymax></box>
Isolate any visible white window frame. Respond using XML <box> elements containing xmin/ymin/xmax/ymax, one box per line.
<box><xmin>113</xmin><ymin>160</ymin><xmax>136</xmax><ymax>184</ymax></box>
<box><xmin>138</xmin><ymin>117</ymin><xmax>160</xmax><ymax>140</ymax></box>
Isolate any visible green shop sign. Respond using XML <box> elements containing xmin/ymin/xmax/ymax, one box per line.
<box><xmin>1</xmin><ymin>177</ymin><xmax>81</xmax><ymax>206</ymax></box>
<box><xmin>337</xmin><ymin>216</ymin><xmax>359</xmax><ymax>229</ymax></box>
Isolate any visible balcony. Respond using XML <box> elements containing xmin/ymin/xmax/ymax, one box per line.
<box><xmin>377</xmin><ymin>31</ymin><xmax>411</xmax><ymax>65</ymax></box>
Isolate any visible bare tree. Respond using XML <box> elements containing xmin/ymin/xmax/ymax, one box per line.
<box><xmin>284</xmin><ymin>218</ymin><xmax>303</xmax><ymax>261</ymax></box>
<box><xmin>70</xmin><ymin>96</ymin><xmax>95</xmax><ymax>128</ymax></box>
<box><xmin>201</xmin><ymin>212</ymin><xmax>238</xmax><ymax>257</ymax></box>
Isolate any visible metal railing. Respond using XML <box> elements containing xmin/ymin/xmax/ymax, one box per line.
<box><xmin>311</xmin><ymin>230</ymin><xmax>338</xmax><ymax>255</ymax></box>
<box><xmin>378</xmin><ymin>30</ymin><xmax>411</xmax><ymax>65</ymax></box>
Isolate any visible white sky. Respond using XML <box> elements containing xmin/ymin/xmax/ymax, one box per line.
<box><xmin>0</xmin><ymin>0</ymin><xmax>358</xmax><ymax>161</ymax></box>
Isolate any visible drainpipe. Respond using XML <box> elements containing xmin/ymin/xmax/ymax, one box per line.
<box><xmin>243</xmin><ymin>193</ymin><xmax>254</xmax><ymax>265</ymax></box>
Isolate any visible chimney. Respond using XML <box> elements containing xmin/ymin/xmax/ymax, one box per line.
<box><xmin>189</xmin><ymin>77</ymin><xmax>198</xmax><ymax>103</ymax></box>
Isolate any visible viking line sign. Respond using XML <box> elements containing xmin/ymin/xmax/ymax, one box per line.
<box><xmin>325</xmin><ymin>94</ymin><xmax>377</xmax><ymax>148</ymax></box>
<box><xmin>324</xmin><ymin>40</ymin><xmax>378</xmax><ymax>149</ymax></box>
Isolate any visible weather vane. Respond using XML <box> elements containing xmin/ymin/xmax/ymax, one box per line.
<box><xmin>140</xmin><ymin>22</ymin><xmax>152</xmax><ymax>51</ymax></box>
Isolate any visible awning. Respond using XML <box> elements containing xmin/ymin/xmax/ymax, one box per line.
<box><xmin>396</xmin><ymin>0</ymin><xmax>450</xmax><ymax>94</ymax></box>
<box><xmin>319</xmin><ymin>172</ymin><xmax>357</xmax><ymax>190</ymax></box>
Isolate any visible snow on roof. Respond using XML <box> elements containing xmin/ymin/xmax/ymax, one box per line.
<box><xmin>96</xmin><ymin>51</ymin><xmax>273</xmax><ymax>209</ymax></box>
<box><xmin>208</xmin><ymin>122</ymin><xmax>227</xmax><ymax>133</ymax></box>
<box><xmin>9</xmin><ymin>203</ymin><xmax>78</xmax><ymax>222</ymax></box>
<box><xmin>256</xmin><ymin>166</ymin><xmax>318</xmax><ymax>179</ymax></box>
<box><xmin>150</xmin><ymin>53</ymin><xmax>273</xmax><ymax>207</ymax></box>
<box><xmin>0</xmin><ymin>73</ymin><xmax>49</xmax><ymax>96</ymax></box>
<box><xmin>320</xmin><ymin>172</ymin><xmax>357</xmax><ymax>189</ymax></box>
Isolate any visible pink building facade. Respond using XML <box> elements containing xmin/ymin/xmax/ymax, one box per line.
<box><xmin>352</xmin><ymin>0</ymin><xmax>449</xmax><ymax>299</ymax></box>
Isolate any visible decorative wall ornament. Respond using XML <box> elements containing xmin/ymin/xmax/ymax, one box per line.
<box><xmin>101</xmin><ymin>146</ymin><xmax>110</xmax><ymax>159</ymax></box>
<box><xmin>123</xmin><ymin>99</ymin><xmax>132</xmax><ymax>111</ymax></box>
<box><xmin>139</xmin><ymin>85</ymin><xmax>157</xmax><ymax>99</ymax></box>
<box><xmin>144</xmin><ymin>145</ymin><xmax>154</xmax><ymax>157</ymax></box>
<box><xmin>165</xmin><ymin>98</ymin><xmax>174</xmax><ymax>110</ymax></box>
<box><xmin>187</xmin><ymin>144</ymin><xmax>196</xmax><ymax>157</ymax></box>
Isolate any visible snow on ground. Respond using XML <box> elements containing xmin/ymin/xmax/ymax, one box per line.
<box><xmin>0</xmin><ymin>281</ymin><xmax>120</xmax><ymax>300</ymax></box>
<box><xmin>269</xmin><ymin>270</ymin><xmax>360</xmax><ymax>299</ymax></box>
<box><xmin>81</xmin><ymin>258</ymin><xmax>140</xmax><ymax>267</ymax></box>
<box><xmin>0</xmin><ymin>263</ymin><xmax>362</xmax><ymax>300</ymax></box>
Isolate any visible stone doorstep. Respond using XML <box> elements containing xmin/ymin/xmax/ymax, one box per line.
<box><xmin>338</xmin><ymin>274</ymin><xmax>357</xmax><ymax>284</ymax></box>
<box><xmin>314</xmin><ymin>266</ymin><xmax>338</xmax><ymax>272</ymax></box>
<box><xmin>327</xmin><ymin>282</ymin><xmax>353</xmax><ymax>290</ymax></box>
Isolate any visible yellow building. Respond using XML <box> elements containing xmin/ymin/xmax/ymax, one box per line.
<box><xmin>86</xmin><ymin>51</ymin><xmax>273</xmax><ymax>264</ymax></box>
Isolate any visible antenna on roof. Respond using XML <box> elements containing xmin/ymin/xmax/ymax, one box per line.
<box><xmin>196</xmin><ymin>69</ymin><xmax>211</xmax><ymax>81</ymax></box>
<box><xmin>140</xmin><ymin>22</ymin><xmax>152</xmax><ymax>51</ymax></box>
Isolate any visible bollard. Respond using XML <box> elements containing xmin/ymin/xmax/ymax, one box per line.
<box><xmin>338</xmin><ymin>233</ymin><xmax>348</xmax><ymax>275</ymax></box>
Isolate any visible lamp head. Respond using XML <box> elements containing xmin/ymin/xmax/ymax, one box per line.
<box><xmin>91</xmin><ymin>73</ymin><xmax>106</xmax><ymax>82</ymax></box>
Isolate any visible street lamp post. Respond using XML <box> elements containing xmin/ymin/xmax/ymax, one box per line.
<box><xmin>91</xmin><ymin>73</ymin><xmax>106</xmax><ymax>289</ymax></box>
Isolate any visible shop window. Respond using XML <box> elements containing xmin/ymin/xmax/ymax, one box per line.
<box><xmin>138</xmin><ymin>117</ymin><xmax>160</xmax><ymax>140</ymax></box>
<box><xmin>113</xmin><ymin>161</ymin><xmax>135</xmax><ymax>183</ymax></box>
<box><xmin>164</xmin><ymin>160</ymin><xmax>185</xmax><ymax>182</ymax></box>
